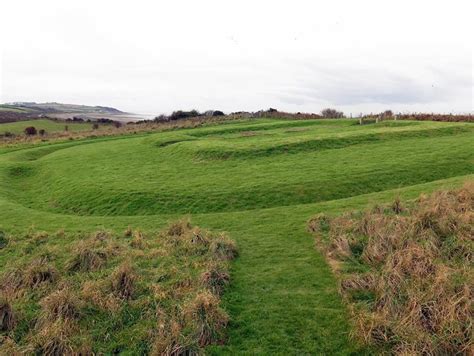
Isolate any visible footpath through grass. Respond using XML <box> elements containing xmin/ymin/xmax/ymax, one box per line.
<box><xmin>0</xmin><ymin>118</ymin><xmax>473</xmax><ymax>354</ymax></box>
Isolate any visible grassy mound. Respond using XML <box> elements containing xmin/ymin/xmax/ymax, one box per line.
<box><xmin>308</xmin><ymin>183</ymin><xmax>473</xmax><ymax>354</ymax></box>
<box><xmin>0</xmin><ymin>220</ymin><xmax>237</xmax><ymax>354</ymax></box>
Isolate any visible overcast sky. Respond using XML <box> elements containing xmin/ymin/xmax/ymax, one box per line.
<box><xmin>0</xmin><ymin>0</ymin><xmax>472</xmax><ymax>115</ymax></box>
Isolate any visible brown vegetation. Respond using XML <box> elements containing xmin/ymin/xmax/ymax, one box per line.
<box><xmin>308</xmin><ymin>182</ymin><xmax>474</xmax><ymax>355</ymax></box>
<box><xmin>0</xmin><ymin>297</ymin><xmax>16</xmax><ymax>332</ymax></box>
<box><xmin>0</xmin><ymin>220</ymin><xmax>237</xmax><ymax>353</ymax></box>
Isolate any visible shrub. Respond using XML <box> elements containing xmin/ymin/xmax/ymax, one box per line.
<box><xmin>92</xmin><ymin>123</ymin><xmax>99</xmax><ymax>130</ymax></box>
<box><xmin>321</xmin><ymin>108</ymin><xmax>344</xmax><ymax>118</ymax></box>
<box><xmin>212</xmin><ymin>110</ymin><xmax>225</xmax><ymax>116</ymax></box>
<box><xmin>24</xmin><ymin>126</ymin><xmax>37</xmax><ymax>135</ymax></box>
<box><xmin>169</xmin><ymin>110</ymin><xmax>200</xmax><ymax>121</ymax></box>
<box><xmin>38</xmin><ymin>129</ymin><xmax>46</xmax><ymax>136</ymax></box>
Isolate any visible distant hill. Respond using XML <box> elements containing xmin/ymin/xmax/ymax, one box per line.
<box><xmin>0</xmin><ymin>102</ymin><xmax>126</xmax><ymax>123</ymax></box>
<box><xmin>4</xmin><ymin>102</ymin><xmax>124</xmax><ymax>114</ymax></box>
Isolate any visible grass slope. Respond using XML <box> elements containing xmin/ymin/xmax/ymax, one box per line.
<box><xmin>0</xmin><ymin>118</ymin><xmax>473</xmax><ymax>354</ymax></box>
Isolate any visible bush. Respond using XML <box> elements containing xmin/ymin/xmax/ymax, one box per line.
<box><xmin>24</xmin><ymin>126</ymin><xmax>37</xmax><ymax>135</ymax></box>
<box><xmin>92</xmin><ymin>123</ymin><xmax>99</xmax><ymax>130</ymax></box>
<box><xmin>212</xmin><ymin>110</ymin><xmax>225</xmax><ymax>116</ymax></box>
<box><xmin>169</xmin><ymin>110</ymin><xmax>200</xmax><ymax>121</ymax></box>
<box><xmin>321</xmin><ymin>108</ymin><xmax>344</xmax><ymax>118</ymax></box>
<box><xmin>38</xmin><ymin>129</ymin><xmax>46</xmax><ymax>136</ymax></box>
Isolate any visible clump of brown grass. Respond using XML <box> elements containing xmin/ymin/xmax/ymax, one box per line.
<box><xmin>150</xmin><ymin>312</ymin><xmax>198</xmax><ymax>356</ymax></box>
<box><xmin>201</xmin><ymin>263</ymin><xmax>230</xmax><ymax>296</ymax></box>
<box><xmin>165</xmin><ymin>218</ymin><xmax>192</xmax><ymax>237</ymax></box>
<box><xmin>209</xmin><ymin>234</ymin><xmax>238</xmax><ymax>260</ymax></box>
<box><xmin>31</xmin><ymin>320</ymin><xmax>75</xmax><ymax>355</ymax></box>
<box><xmin>81</xmin><ymin>280</ymin><xmax>120</xmax><ymax>312</ymax></box>
<box><xmin>66</xmin><ymin>239</ymin><xmax>109</xmax><ymax>272</ymax></box>
<box><xmin>39</xmin><ymin>286</ymin><xmax>81</xmax><ymax>323</ymax></box>
<box><xmin>0</xmin><ymin>337</ymin><xmax>21</xmax><ymax>355</ymax></box>
<box><xmin>110</xmin><ymin>262</ymin><xmax>138</xmax><ymax>300</ymax></box>
<box><xmin>183</xmin><ymin>291</ymin><xmax>229</xmax><ymax>347</ymax></box>
<box><xmin>391</xmin><ymin>196</ymin><xmax>404</xmax><ymax>214</ymax></box>
<box><xmin>0</xmin><ymin>297</ymin><xmax>16</xmax><ymax>331</ymax></box>
<box><xmin>124</xmin><ymin>226</ymin><xmax>132</xmax><ymax>237</ymax></box>
<box><xmin>92</xmin><ymin>230</ymin><xmax>112</xmax><ymax>241</ymax></box>
<box><xmin>130</xmin><ymin>230</ymin><xmax>146</xmax><ymax>249</ymax></box>
<box><xmin>308</xmin><ymin>182</ymin><xmax>474</xmax><ymax>355</ymax></box>
<box><xmin>23</xmin><ymin>258</ymin><xmax>58</xmax><ymax>289</ymax></box>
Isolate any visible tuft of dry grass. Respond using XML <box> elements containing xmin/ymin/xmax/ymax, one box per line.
<box><xmin>165</xmin><ymin>218</ymin><xmax>193</xmax><ymax>237</ymax></box>
<box><xmin>308</xmin><ymin>182</ymin><xmax>474</xmax><ymax>355</ymax></box>
<box><xmin>209</xmin><ymin>234</ymin><xmax>239</xmax><ymax>260</ymax></box>
<box><xmin>66</xmin><ymin>239</ymin><xmax>109</xmax><ymax>272</ymax></box>
<box><xmin>183</xmin><ymin>291</ymin><xmax>229</xmax><ymax>347</ymax></box>
<box><xmin>110</xmin><ymin>262</ymin><xmax>138</xmax><ymax>300</ymax></box>
<box><xmin>31</xmin><ymin>319</ymin><xmax>75</xmax><ymax>356</ymax></box>
<box><xmin>0</xmin><ymin>337</ymin><xmax>22</xmax><ymax>355</ymax></box>
<box><xmin>0</xmin><ymin>297</ymin><xmax>16</xmax><ymax>332</ymax></box>
<box><xmin>130</xmin><ymin>229</ymin><xmax>146</xmax><ymax>249</ymax></box>
<box><xmin>39</xmin><ymin>286</ymin><xmax>81</xmax><ymax>323</ymax></box>
<box><xmin>201</xmin><ymin>263</ymin><xmax>230</xmax><ymax>296</ymax></box>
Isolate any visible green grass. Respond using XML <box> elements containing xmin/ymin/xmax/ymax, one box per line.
<box><xmin>0</xmin><ymin>119</ymin><xmax>97</xmax><ymax>135</ymax></box>
<box><xmin>0</xmin><ymin>118</ymin><xmax>473</xmax><ymax>354</ymax></box>
<box><xmin>0</xmin><ymin>105</ymin><xmax>29</xmax><ymax>113</ymax></box>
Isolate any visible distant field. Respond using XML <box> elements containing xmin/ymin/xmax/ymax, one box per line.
<box><xmin>0</xmin><ymin>118</ymin><xmax>472</xmax><ymax>354</ymax></box>
<box><xmin>0</xmin><ymin>119</ymin><xmax>97</xmax><ymax>134</ymax></box>
<box><xmin>0</xmin><ymin>105</ymin><xmax>28</xmax><ymax>113</ymax></box>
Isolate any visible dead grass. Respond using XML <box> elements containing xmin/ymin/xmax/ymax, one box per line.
<box><xmin>0</xmin><ymin>220</ymin><xmax>237</xmax><ymax>353</ymax></box>
<box><xmin>66</xmin><ymin>239</ymin><xmax>109</xmax><ymax>272</ymax></box>
<box><xmin>110</xmin><ymin>262</ymin><xmax>137</xmax><ymax>300</ymax></box>
<box><xmin>308</xmin><ymin>182</ymin><xmax>474</xmax><ymax>355</ymax></box>
<box><xmin>39</xmin><ymin>286</ymin><xmax>81</xmax><ymax>323</ymax></box>
<box><xmin>183</xmin><ymin>291</ymin><xmax>229</xmax><ymax>347</ymax></box>
<box><xmin>0</xmin><ymin>297</ymin><xmax>16</xmax><ymax>332</ymax></box>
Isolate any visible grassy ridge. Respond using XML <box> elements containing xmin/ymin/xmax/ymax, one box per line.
<box><xmin>0</xmin><ymin>118</ymin><xmax>473</xmax><ymax>354</ymax></box>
